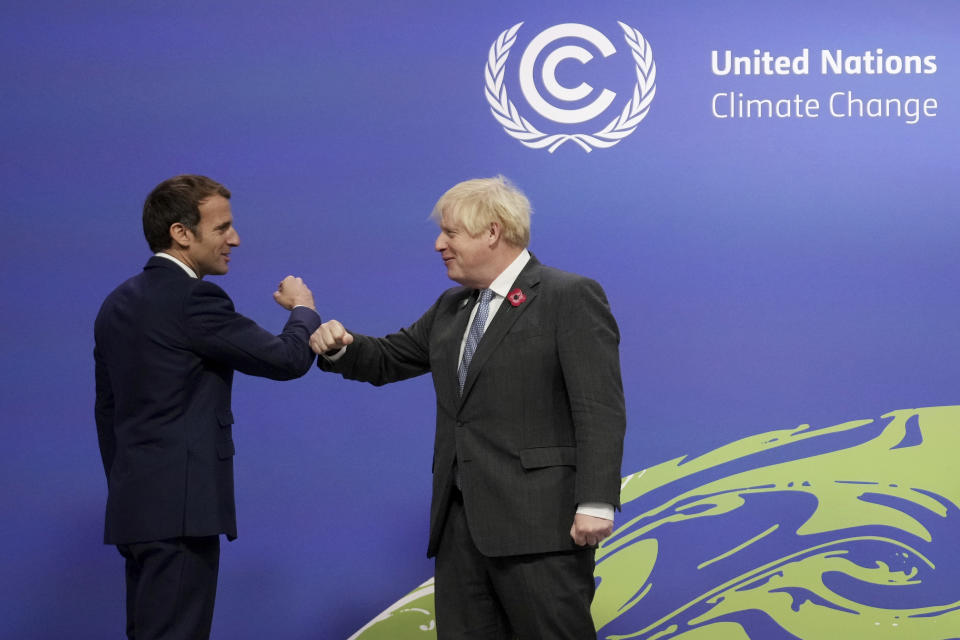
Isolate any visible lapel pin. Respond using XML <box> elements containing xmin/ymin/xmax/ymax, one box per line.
<box><xmin>507</xmin><ymin>288</ymin><xmax>527</xmax><ymax>307</ymax></box>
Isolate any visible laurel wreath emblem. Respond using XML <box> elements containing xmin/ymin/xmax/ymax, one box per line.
<box><xmin>484</xmin><ymin>22</ymin><xmax>657</xmax><ymax>153</ymax></box>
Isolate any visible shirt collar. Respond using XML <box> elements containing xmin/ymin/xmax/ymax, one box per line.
<box><xmin>155</xmin><ymin>252</ymin><xmax>198</xmax><ymax>279</ymax></box>
<box><xmin>487</xmin><ymin>249</ymin><xmax>530</xmax><ymax>299</ymax></box>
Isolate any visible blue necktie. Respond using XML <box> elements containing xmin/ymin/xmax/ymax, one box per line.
<box><xmin>458</xmin><ymin>288</ymin><xmax>493</xmax><ymax>394</ymax></box>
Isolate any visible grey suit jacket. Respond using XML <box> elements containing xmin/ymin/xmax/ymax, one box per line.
<box><xmin>319</xmin><ymin>257</ymin><xmax>625</xmax><ymax>557</ymax></box>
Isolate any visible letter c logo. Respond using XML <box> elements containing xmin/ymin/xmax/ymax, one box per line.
<box><xmin>518</xmin><ymin>24</ymin><xmax>618</xmax><ymax>124</ymax></box>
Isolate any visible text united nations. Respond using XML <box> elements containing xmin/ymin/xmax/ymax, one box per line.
<box><xmin>710</xmin><ymin>48</ymin><xmax>938</xmax><ymax>124</ymax></box>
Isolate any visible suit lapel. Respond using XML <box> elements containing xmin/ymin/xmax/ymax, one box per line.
<box><xmin>436</xmin><ymin>289</ymin><xmax>477</xmax><ymax>406</ymax></box>
<box><xmin>458</xmin><ymin>259</ymin><xmax>542</xmax><ymax>405</ymax></box>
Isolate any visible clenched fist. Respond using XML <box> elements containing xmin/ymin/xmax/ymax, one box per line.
<box><xmin>570</xmin><ymin>513</ymin><xmax>613</xmax><ymax>547</ymax></box>
<box><xmin>310</xmin><ymin>319</ymin><xmax>354</xmax><ymax>355</ymax></box>
<box><xmin>273</xmin><ymin>275</ymin><xmax>315</xmax><ymax>311</ymax></box>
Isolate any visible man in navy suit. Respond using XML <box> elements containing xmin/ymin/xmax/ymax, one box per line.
<box><xmin>310</xmin><ymin>176</ymin><xmax>626</xmax><ymax>639</ymax></box>
<box><xmin>94</xmin><ymin>175</ymin><xmax>322</xmax><ymax>639</ymax></box>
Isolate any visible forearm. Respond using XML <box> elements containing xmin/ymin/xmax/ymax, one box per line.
<box><xmin>318</xmin><ymin>331</ymin><xmax>429</xmax><ymax>386</ymax></box>
<box><xmin>188</xmin><ymin>283</ymin><xmax>322</xmax><ymax>380</ymax></box>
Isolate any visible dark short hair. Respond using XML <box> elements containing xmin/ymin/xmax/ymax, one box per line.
<box><xmin>142</xmin><ymin>175</ymin><xmax>231</xmax><ymax>252</ymax></box>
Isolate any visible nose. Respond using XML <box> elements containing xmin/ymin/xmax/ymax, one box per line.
<box><xmin>229</xmin><ymin>227</ymin><xmax>240</xmax><ymax>247</ymax></box>
<box><xmin>435</xmin><ymin>231</ymin><xmax>446</xmax><ymax>252</ymax></box>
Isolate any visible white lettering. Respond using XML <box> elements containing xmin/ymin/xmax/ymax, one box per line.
<box><xmin>829</xmin><ymin>91</ymin><xmax>938</xmax><ymax>124</ymax></box>
<box><xmin>822</xmin><ymin>49</ymin><xmax>938</xmax><ymax>75</ymax></box>
<box><xmin>711</xmin><ymin>92</ymin><xmax>819</xmax><ymax>119</ymax></box>
<box><xmin>711</xmin><ymin>49</ymin><xmax>808</xmax><ymax>75</ymax></box>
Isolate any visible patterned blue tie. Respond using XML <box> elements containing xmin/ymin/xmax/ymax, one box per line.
<box><xmin>458</xmin><ymin>288</ymin><xmax>493</xmax><ymax>394</ymax></box>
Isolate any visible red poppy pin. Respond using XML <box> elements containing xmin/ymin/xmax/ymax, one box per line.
<box><xmin>507</xmin><ymin>288</ymin><xmax>526</xmax><ymax>307</ymax></box>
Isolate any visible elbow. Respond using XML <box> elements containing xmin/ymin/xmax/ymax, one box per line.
<box><xmin>273</xmin><ymin>345</ymin><xmax>319</xmax><ymax>380</ymax></box>
<box><xmin>288</xmin><ymin>353</ymin><xmax>319</xmax><ymax>380</ymax></box>
<box><xmin>274</xmin><ymin>363</ymin><xmax>313</xmax><ymax>381</ymax></box>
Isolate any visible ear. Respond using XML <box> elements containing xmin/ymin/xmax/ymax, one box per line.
<box><xmin>169</xmin><ymin>222</ymin><xmax>194</xmax><ymax>249</ymax></box>
<box><xmin>487</xmin><ymin>221</ymin><xmax>502</xmax><ymax>247</ymax></box>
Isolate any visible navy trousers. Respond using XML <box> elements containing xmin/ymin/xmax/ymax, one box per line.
<box><xmin>117</xmin><ymin>536</ymin><xmax>220</xmax><ymax>640</ymax></box>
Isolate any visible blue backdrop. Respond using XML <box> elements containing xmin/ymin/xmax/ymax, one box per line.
<box><xmin>1</xmin><ymin>1</ymin><xmax>958</xmax><ymax>638</ymax></box>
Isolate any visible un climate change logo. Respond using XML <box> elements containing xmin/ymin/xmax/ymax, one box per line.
<box><xmin>485</xmin><ymin>22</ymin><xmax>656</xmax><ymax>153</ymax></box>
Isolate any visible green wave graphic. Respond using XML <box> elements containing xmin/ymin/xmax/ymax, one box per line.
<box><xmin>351</xmin><ymin>406</ymin><xmax>960</xmax><ymax>639</ymax></box>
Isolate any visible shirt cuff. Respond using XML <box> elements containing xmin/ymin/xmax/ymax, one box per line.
<box><xmin>322</xmin><ymin>346</ymin><xmax>347</xmax><ymax>362</ymax></box>
<box><xmin>576</xmin><ymin>502</ymin><xmax>614</xmax><ymax>521</ymax></box>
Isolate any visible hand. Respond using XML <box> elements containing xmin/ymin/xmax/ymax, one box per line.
<box><xmin>570</xmin><ymin>513</ymin><xmax>613</xmax><ymax>547</ymax></box>
<box><xmin>273</xmin><ymin>275</ymin><xmax>315</xmax><ymax>310</ymax></box>
<box><xmin>310</xmin><ymin>320</ymin><xmax>354</xmax><ymax>355</ymax></box>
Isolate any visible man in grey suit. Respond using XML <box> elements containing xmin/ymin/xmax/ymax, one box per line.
<box><xmin>311</xmin><ymin>176</ymin><xmax>625</xmax><ymax>639</ymax></box>
<box><xmin>95</xmin><ymin>175</ymin><xmax>322</xmax><ymax>639</ymax></box>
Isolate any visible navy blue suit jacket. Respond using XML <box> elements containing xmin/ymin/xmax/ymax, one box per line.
<box><xmin>94</xmin><ymin>257</ymin><xmax>321</xmax><ymax>544</ymax></box>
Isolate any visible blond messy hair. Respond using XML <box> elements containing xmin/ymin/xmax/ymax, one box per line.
<box><xmin>430</xmin><ymin>175</ymin><xmax>531</xmax><ymax>248</ymax></box>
